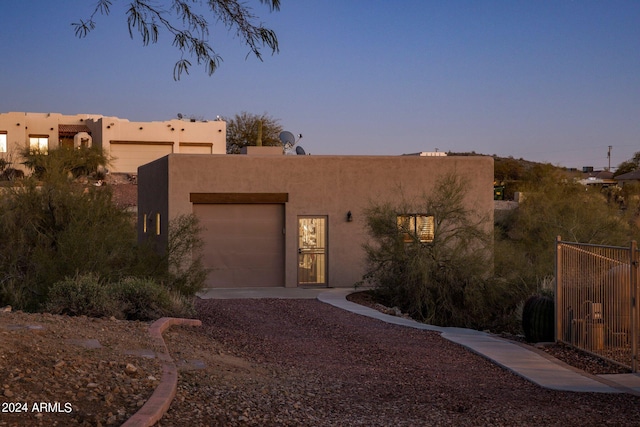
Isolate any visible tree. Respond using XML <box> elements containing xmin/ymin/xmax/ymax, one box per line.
<box><xmin>614</xmin><ymin>151</ymin><xmax>640</xmax><ymax>177</ymax></box>
<box><xmin>225</xmin><ymin>111</ymin><xmax>283</xmax><ymax>154</ymax></box>
<box><xmin>496</xmin><ymin>177</ymin><xmax>637</xmax><ymax>287</ymax></box>
<box><xmin>0</xmin><ymin>147</ymin><xmax>208</xmax><ymax>312</ymax></box>
<box><xmin>360</xmin><ymin>173</ymin><xmax>496</xmax><ymax>327</ymax></box>
<box><xmin>74</xmin><ymin>0</ymin><xmax>281</xmax><ymax>80</ymax></box>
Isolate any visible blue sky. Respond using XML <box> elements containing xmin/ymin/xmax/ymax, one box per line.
<box><xmin>1</xmin><ymin>1</ymin><xmax>638</xmax><ymax>169</ymax></box>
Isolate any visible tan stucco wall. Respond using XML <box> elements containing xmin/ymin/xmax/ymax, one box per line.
<box><xmin>0</xmin><ymin>112</ymin><xmax>226</xmax><ymax>175</ymax></box>
<box><xmin>138</xmin><ymin>154</ymin><xmax>494</xmax><ymax>288</ymax></box>
<box><xmin>89</xmin><ymin>117</ymin><xmax>226</xmax><ymax>173</ymax></box>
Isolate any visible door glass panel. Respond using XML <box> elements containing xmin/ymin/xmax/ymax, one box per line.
<box><xmin>298</xmin><ymin>217</ymin><xmax>326</xmax><ymax>285</ymax></box>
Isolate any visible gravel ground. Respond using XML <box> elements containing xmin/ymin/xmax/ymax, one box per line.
<box><xmin>158</xmin><ymin>298</ymin><xmax>640</xmax><ymax>427</ymax></box>
<box><xmin>0</xmin><ymin>311</ymin><xmax>162</xmax><ymax>426</ymax></box>
<box><xmin>3</xmin><ymin>297</ymin><xmax>640</xmax><ymax>426</ymax></box>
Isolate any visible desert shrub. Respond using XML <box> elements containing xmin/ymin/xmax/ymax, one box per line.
<box><xmin>0</xmin><ymin>146</ymin><xmax>207</xmax><ymax>313</ymax></box>
<box><xmin>496</xmin><ymin>177</ymin><xmax>638</xmax><ymax>290</ymax></box>
<box><xmin>46</xmin><ymin>273</ymin><xmax>121</xmax><ymax>318</ymax></box>
<box><xmin>161</xmin><ymin>214</ymin><xmax>209</xmax><ymax>297</ymax></box>
<box><xmin>0</xmin><ymin>176</ymin><xmax>155</xmax><ymax>310</ymax></box>
<box><xmin>361</xmin><ymin>173</ymin><xmax>497</xmax><ymax>328</ymax></box>
<box><xmin>45</xmin><ymin>274</ymin><xmax>195</xmax><ymax>321</ymax></box>
<box><xmin>20</xmin><ymin>145</ymin><xmax>109</xmax><ymax>180</ymax></box>
<box><xmin>112</xmin><ymin>276</ymin><xmax>194</xmax><ymax>321</ymax></box>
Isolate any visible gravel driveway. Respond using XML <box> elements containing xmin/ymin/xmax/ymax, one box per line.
<box><xmin>158</xmin><ymin>299</ymin><xmax>640</xmax><ymax>426</ymax></box>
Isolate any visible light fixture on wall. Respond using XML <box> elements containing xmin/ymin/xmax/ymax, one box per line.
<box><xmin>139</xmin><ymin>127</ymin><xmax>143</xmax><ymax>130</ymax></box>
<box><xmin>347</xmin><ymin>211</ymin><xmax>353</xmax><ymax>222</ymax></box>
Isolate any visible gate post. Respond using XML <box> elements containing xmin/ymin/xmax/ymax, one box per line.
<box><xmin>631</xmin><ymin>240</ymin><xmax>638</xmax><ymax>373</ymax></box>
<box><xmin>555</xmin><ymin>236</ymin><xmax>563</xmax><ymax>343</ymax></box>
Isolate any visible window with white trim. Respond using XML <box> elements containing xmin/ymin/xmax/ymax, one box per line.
<box><xmin>0</xmin><ymin>132</ymin><xmax>6</xmax><ymax>153</ymax></box>
<box><xmin>397</xmin><ymin>214</ymin><xmax>435</xmax><ymax>243</ymax></box>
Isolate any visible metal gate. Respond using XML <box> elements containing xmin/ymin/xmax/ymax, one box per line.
<box><xmin>555</xmin><ymin>237</ymin><xmax>639</xmax><ymax>371</ymax></box>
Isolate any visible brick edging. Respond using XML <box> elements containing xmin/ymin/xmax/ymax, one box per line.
<box><xmin>122</xmin><ymin>317</ymin><xmax>202</xmax><ymax>427</ymax></box>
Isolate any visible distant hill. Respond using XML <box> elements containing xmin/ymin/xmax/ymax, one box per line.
<box><xmin>447</xmin><ymin>151</ymin><xmax>574</xmax><ymax>183</ymax></box>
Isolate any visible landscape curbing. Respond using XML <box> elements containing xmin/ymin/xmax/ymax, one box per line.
<box><xmin>122</xmin><ymin>317</ymin><xmax>201</xmax><ymax>427</ymax></box>
<box><xmin>125</xmin><ymin>287</ymin><xmax>640</xmax><ymax>426</ymax></box>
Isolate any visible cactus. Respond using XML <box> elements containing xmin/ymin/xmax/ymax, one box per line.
<box><xmin>522</xmin><ymin>295</ymin><xmax>555</xmax><ymax>343</ymax></box>
<box><xmin>256</xmin><ymin>119</ymin><xmax>263</xmax><ymax>146</ymax></box>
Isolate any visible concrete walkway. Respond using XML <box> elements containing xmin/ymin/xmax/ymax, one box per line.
<box><xmin>198</xmin><ymin>287</ymin><xmax>640</xmax><ymax>395</ymax></box>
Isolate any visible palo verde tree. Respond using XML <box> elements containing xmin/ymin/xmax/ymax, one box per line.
<box><xmin>360</xmin><ymin>173</ymin><xmax>498</xmax><ymax>328</ymax></box>
<box><xmin>494</xmin><ymin>171</ymin><xmax>638</xmax><ymax>290</ymax></box>
<box><xmin>225</xmin><ymin>111</ymin><xmax>283</xmax><ymax>154</ymax></box>
<box><xmin>74</xmin><ymin>0</ymin><xmax>281</xmax><ymax>80</ymax></box>
<box><xmin>0</xmin><ymin>146</ymin><xmax>208</xmax><ymax>314</ymax></box>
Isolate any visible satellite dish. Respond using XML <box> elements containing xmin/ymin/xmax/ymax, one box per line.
<box><xmin>295</xmin><ymin>146</ymin><xmax>306</xmax><ymax>155</ymax></box>
<box><xmin>177</xmin><ymin>113</ymin><xmax>183</xmax><ymax>119</ymax></box>
<box><xmin>279</xmin><ymin>131</ymin><xmax>296</xmax><ymax>150</ymax></box>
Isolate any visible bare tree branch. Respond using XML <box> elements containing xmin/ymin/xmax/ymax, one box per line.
<box><xmin>73</xmin><ymin>0</ymin><xmax>280</xmax><ymax>80</ymax></box>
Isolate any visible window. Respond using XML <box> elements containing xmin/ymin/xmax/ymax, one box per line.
<box><xmin>397</xmin><ymin>214</ymin><xmax>435</xmax><ymax>243</ymax></box>
<box><xmin>29</xmin><ymin>135</ymin><xmax>49</xmax><ymax>153</ymax></box>
<box><xmin>0</xmin><ymin>132</ymin><xmax>6</xmax><ymax>153</ymax></box>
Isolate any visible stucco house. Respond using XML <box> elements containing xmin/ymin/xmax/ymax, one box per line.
<box><xmin>0</xmin><ymin>112</ymin><xmax>226</xmax><ymax>174</ymax></box>
<box><xmin>138</xmin><ymin>151</ymin><xmax>494</xmax><ymax>289</ymax></box>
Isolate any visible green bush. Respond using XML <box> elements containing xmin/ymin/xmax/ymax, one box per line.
<box><xmin>113</xmin><ymin>276</ymin><xmax>194</xmax><ymax>321</ymax></box>
<box><xmin>361</xmin><ymin>173</ymin><xmax>496</xmax><ymax>328</ymax></box>
<box><xmin>165</xmin><ymin>214</ymin><xmax>209</xmax><ymax>297</ymax></box>
<box><xmin>46</xmin><ymin>274</ymin><xmax>195</xmax><ymax>321</ymax></box>
<box><xmin>20</xmin><ymin>145</ymin><xmax>109</xmax><ymax>180</ymax></box>
<box><xmin>46</xmin><ymin>273</ymin><xmax>121</xmax><ymax>318</ymax></box>
<box><xmin>0</xmin><ymin>147</ymin><xmax>207</xmax><ymax>312</ymax></box>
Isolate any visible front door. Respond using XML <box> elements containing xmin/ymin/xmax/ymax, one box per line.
<box><xmin>297</xmin><ymin>217</ymin><xmax>327</xmax><ymax>286</ymax></box>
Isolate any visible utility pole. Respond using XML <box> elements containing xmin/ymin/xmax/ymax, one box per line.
<box><xmin>608</xmin><ymin>145</ymin><xmax>612</xmax><ymax>171</ymax></box>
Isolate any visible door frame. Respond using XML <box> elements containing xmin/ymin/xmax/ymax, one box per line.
<box><xmin>297</xmin><ymin>215</ymin><xmax>328</xmax><ymax>287</ymax></box>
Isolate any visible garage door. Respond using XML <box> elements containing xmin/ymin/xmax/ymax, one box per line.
<box><xmin>179</xmin><ymin>143</ymin><xmax>212</xmax><ymax>154</ymax></box>
<box><xmin>110</xmin><ymin>142</ymin><xmax>173</xmax><ymax>173</ymax></box>
<box><xmin>193</xmin><ymin>204</ymin><xmax>285</xmax><ymax>288</ymax></box>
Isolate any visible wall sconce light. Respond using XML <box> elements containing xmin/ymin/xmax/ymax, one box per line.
<box><xmin>106</xmin><ymin>125</ymin><xmax>111</xmax><ymax>129</ymax></box>
<box><xmin>139</xmin><ymin>127</ymin><xmax>143</xmax><ymax>130</ymax></box>
<box><xmin>16</xmin><ymin>123</ymin><xmax>20</xmax><ymax>126</ymax></box>
<box><xmin>218</xmin><ymin>129</ymin><xmax>222</xmax><ymax>132</ymax></box>
<box><xmin>50</xmin><ymin>128</ymin><xmax>54</xmax><ymax>131</ymax></box>
<box><xmin>347</xmin><ymin>211</ymin><xmax>353</xmax><ymax>222</ymax></box>
<box><xmin>181</xmin><ymin>128</ymin><xmax>185</xmax><ymax>131</ymax></box>
<box><xmin>171</xmin><ymin>128</ymin><xmax>175</xmax><ymax>131</ymax></box>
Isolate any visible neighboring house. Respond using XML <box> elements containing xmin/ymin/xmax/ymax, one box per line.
<box><xmin>615</xmin><ymin>169</ymin><xmax>640</xmax><ymax>187</ymax></box>
<box><xmin>578</xmin><ymin>170</ymin><xmax>616</xmax><ymax>187</ymax></box>
<box><xmin>138</xmin><ymin>151</ymin><xmax>494</xmax><ymax>289</ymax></box>
<box><xmin>0</xmin><ymin>112</ymin><xmax>226</xmax><ymax>174</ymax></box>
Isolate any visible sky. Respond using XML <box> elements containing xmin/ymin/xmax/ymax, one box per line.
<box><xmin>1</xmin><ymin>1</ymin><xmax>638</xmax><ymax>170</ymax></box>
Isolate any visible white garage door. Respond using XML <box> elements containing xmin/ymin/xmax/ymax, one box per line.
<box><xmin>110</xmin><ymin>142</ymin><xmax>173</xmax><ymax>173</ymax></box>
<box><xmin>193</xmin><ymin>203</ymin><xmax>285</xmax><ymax>288</ymax></box>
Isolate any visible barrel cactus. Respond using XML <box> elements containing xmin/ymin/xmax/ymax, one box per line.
<box><xmin>522</xmin><ymin>295</ymin><xmax>555</xmax><ymax>343</ymax></box>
